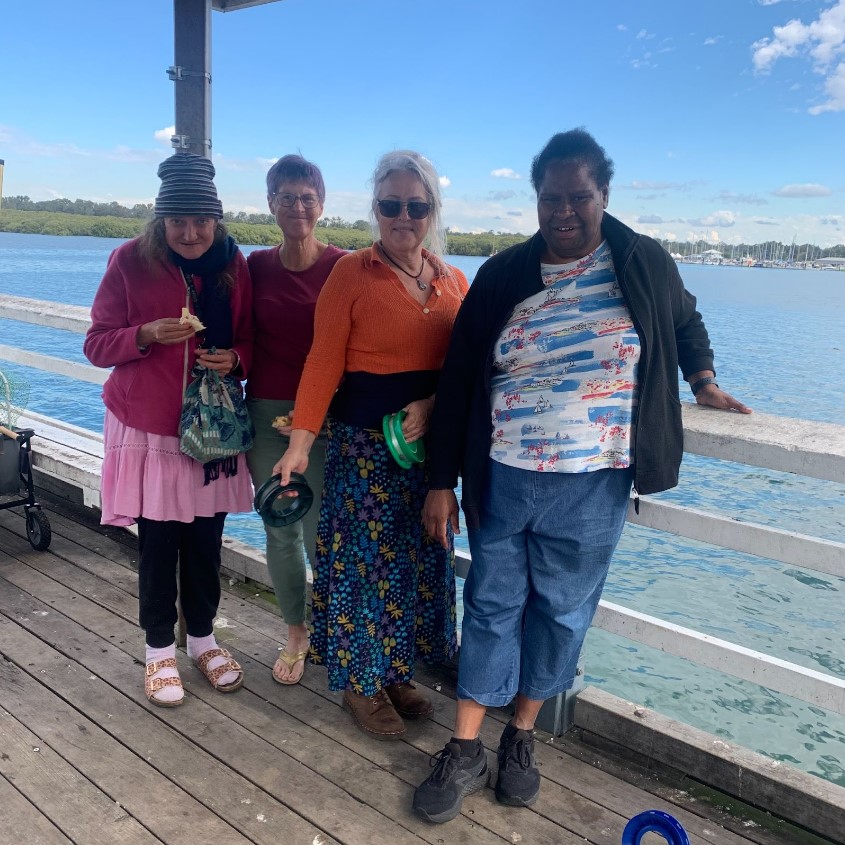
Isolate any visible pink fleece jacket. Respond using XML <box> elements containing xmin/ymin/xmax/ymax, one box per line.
<box><xmin>83</xmin><ymin>238</ymin><xmax>253</xmax><ymax>437</ymax></box>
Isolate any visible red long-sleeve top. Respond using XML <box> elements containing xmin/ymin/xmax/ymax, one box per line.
<box><xmin>84</xmin><ymin>239</ymin><xmax>253</xmax><ymax>436</ymax></box>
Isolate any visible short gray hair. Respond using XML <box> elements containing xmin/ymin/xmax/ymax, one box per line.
<box><xmin>370</xmin><ymin>150</ymin><xmax>447</xmax><ymax>259</ymax></box>
<box><xmin>265</xmin><ymin>154</ymin><xmax>326</xmax><ymax>202</ymax></box>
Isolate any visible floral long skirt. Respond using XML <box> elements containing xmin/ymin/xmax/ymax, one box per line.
<box><xmin>309</xmin><ymin>418</ymin><xmax>457</xmax><ymax>694</ymax></box>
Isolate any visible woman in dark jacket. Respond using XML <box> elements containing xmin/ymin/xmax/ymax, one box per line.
<box><xmin>412</xmin><ymin>129</ymin><xmax>750</xmax><ymax>823</ymax></box>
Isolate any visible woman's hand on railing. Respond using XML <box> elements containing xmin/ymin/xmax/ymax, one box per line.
<box><xmin>136</xmin><ymin>318</ymin><xmax>194</xmax><ymax>348</ymax></box>
<box><xmin>695</xmin><ymin>384</ymin><xmax>752</xmax><ymax>414</ymax></box>
<box><xmin>401</xmin><ymin>396</ymin><xmax>435</xmax><ymax>443</ymax></box>
<box><xmin>423</xmin><ymin>488</ymin><xmax>460</xmax><ymax>550</ymax></box>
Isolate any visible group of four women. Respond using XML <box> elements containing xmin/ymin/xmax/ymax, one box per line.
<box><xmin>85</xmin><ymin>131</ymin><xmax>748</xmax><ymax>821</ymax></box>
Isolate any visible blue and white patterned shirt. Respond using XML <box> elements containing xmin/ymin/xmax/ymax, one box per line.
<box><xmin>489</xmin><ymin>241</ymin><xmax>640</xmax><ymax>472</ymax></box>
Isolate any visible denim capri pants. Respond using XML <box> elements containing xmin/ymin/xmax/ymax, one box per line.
<box><xmin>457</xmin><ymin>459</ymin><xmax>632</xmax><ymax>706</ymax></box>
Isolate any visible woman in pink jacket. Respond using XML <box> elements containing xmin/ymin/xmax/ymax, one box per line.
<box><xmin>84</xmin><ymin>153</ymin><xmax>253</xmax><ymax>707</ymax></box>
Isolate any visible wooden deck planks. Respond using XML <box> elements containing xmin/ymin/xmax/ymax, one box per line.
<box><xmin>0</xmin><ymin>518</ymin><xmax>516</xmax><ymax>845</ymax></box>
<box><xmin>0</xmin><ymin>511</ymin><xmax>617</xmax><ymax>844</ymax></box>
<box><xmin>0</xmin><ymin>774</ymin><xmax>75</xmax><ymax>845</ymax></box>
<box><xmin>0</xmin><ymin>707</ymin><xmax>161</xmax><ymax>845</ymax></box>
<box><xmin>0</xmin><ymin>505</ymin><xmax>831</xmax><ymax>845</ymax></box>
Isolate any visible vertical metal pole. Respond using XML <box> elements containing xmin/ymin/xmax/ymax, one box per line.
<box><xmin>0</xmin><ymin>159</ymin><xmax>5</xmax><ymax>210</ymax></box>
<box><xmin>171</xmin><ymin>0</ymin><xmax>212</xmax><ymax>158</ymax></box>
<box><xmin>171</xmin><ymin>0</ymin><xmax>211</xmax><ymax>646</ymax></box>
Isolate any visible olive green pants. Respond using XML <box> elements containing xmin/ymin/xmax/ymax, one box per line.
<box><xmin>246</xmin><ymin>398</ymin><xmax>326</xmax><ymax>626</ymax></box>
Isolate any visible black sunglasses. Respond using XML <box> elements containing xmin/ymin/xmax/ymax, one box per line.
<box><xmin>376</xmin><ymin>199</ymin><xmax>432</xmax><ymax>220</ymax></box>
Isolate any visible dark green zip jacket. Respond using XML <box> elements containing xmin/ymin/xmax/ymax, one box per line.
<box><xmin>428</xmin><ymin>213</ymin><xmax>715</xmax><ymax>527</ymax></box>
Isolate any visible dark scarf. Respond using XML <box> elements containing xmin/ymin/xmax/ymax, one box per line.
<box><xmin>168</xmin><ymin>234</ymin><xmax>238</xmax><ymax>349</ymax></box>
<box><xmin>170</xmin><ymin>234</ymin><xmax>241</xmax><ymax>484</ymax></box>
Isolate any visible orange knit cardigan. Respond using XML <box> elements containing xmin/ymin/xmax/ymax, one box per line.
<box><xmin>293</xmin><ymin>245</ymin><xmax>468</xmax><ymax>433</ymax></box>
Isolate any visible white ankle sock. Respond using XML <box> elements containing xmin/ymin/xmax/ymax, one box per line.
<box><xmin>145</xmin><ymin>643</ymin><xmax>183</xmax><ymax>704</ymax></box>
<box><xmin>187</xmin><ymin>633</ymin><xmax>239</xmax><ymax>687</ymax></box>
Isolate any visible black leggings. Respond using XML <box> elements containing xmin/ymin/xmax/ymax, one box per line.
<box><xmin>137</xmin><ymin>513</ymin><xmax>226</xmax><ymax>648</ymax></box>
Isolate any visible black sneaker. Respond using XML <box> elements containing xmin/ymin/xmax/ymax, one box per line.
<box><xmin>413</xmin><ymin>741</ymin><xmax>489</xmax><ymax>824</ymax></box>
<box><xmin>495</xmin><ymin>726</ymin><xmax>540</xmax><ymax>807</ymax></box>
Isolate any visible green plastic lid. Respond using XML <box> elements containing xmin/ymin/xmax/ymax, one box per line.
<box><xmin>382</xmin><ymin>410</ymin><xmax>425</xmax><ymax>468</ymax></box>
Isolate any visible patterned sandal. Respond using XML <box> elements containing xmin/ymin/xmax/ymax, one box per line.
<box><xmin>194</xmin><ymin>647</ymin><xmax>244</xmax><ymax>693</ymax></box>
<box><xmin>272</xmin><ymin>649</ymin><xmax>308</xmax><ymax>685</ymax></box>
<box><xmin>145</xmin><ymin>657</ymin><xmax>184</xmax><ymax>707</ymax></box>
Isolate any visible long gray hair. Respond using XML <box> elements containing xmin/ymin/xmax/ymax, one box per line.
<box><xmin>370</xmin><ymin>150</ymin><xmax>447</xmax><ymax>259</ymax></box>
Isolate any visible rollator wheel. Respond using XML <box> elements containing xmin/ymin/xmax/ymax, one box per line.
<box><xmin>26</xmin><ymin>510</ymin><xmax>52</xmax><ymax>551</ymax></box>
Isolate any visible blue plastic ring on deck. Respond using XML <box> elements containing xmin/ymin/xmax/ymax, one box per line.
<box><xmin>253</xmin><ymin>473</ymin><xmax>313</xmax><ymax>527</ymax></box>
<box><xmin>621</xmin><ymin>810</ymin><xmax>690</xmax><ymax>845</ymax></box>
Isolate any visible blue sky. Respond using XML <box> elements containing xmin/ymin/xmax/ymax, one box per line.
<box><xmin>3</xmin><ymin>0</ymin><xmax>844</xmax><ymax>246</ymax></box>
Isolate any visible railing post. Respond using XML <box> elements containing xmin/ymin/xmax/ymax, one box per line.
<box><xmin>534</xmin><ymin>655</ymin><xmax>585</xmax><ymax>736</ymax></box>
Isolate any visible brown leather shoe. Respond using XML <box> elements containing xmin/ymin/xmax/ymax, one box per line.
<box><xmin>343</xmin><ymin>689</ymin><xmax>406</xmax><ymax>740</ymax></box>
<box><xmin>385</xmin><ymin>681</ymin><xmax>434</xmax><ymax>719</ymax></box>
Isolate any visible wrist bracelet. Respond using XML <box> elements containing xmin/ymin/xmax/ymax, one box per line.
<box><xmin>691</xmin><ymin>376</ymin><xmax>719</xmax><ymax>395</ymax></box>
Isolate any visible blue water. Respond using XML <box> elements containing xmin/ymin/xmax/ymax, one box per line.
<box><xmin>1</xmin><ymin>232</ymin><xmax>844</xmax><ymax>784</ymax></box>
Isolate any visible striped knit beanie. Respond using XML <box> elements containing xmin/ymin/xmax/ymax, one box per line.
<box><xmin>154</xmin><ymin>153</ymin><xmax>223</xmax><ymax>218</ymax></box>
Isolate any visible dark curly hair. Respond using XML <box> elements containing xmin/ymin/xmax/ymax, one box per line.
<box><xmin>530</xmin><ymin>128</ymin><xmax>615</xmax><ymax>193</ymax></box>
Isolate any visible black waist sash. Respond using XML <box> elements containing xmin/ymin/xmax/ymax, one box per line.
<box><xmin>329</xmin><ymin>370</ymin><xmax>439</xmax><ymax>430</ymax></box>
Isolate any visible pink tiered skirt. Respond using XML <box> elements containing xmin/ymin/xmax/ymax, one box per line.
<box><xmin>101</xmin><ymin>411</ymin><xmax>254</xmax><ymax>526</ymax></box>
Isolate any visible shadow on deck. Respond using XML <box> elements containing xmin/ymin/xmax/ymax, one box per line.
<box><xmin>0</xmin><ymin>498</ymin><xmax>837</xmax><ymax>845</ymax></box>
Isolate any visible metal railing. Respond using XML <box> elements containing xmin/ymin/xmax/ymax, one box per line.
<box><xmin>2</xmin><ymin>293</ymin><xmax>844</xmax><ymax>720</ymax></box>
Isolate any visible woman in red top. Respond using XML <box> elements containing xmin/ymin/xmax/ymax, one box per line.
<box><xmin>245</xmin><ymin>155</ymin><xmax>344</xmax><ymax>685</ymax></box>
<box><xmin>276</xmin><ymin>151</ymin><xmax>467</xmax><ymax>739</ymax></box>
<box><xmin>84</xmin><ymin>153</ymin><xmax>253</xmax><ymax>707</ymax></box>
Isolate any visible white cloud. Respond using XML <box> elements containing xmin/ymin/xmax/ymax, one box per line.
<box><xmin>715</xmin><ymin>190</ymin><xmax>768</xmax><ymax>206</ymax></box>
<box><xmin>491</xmin><ymin>168</ymin><xmax>521</xmax><ymax>180</ymax></box>
<box><xmin>759</xmin><ymin>0</ymin><xmax>788</xmax><ymax>5</ymax></box>
<box><xmin>617</xmin><ymin>24</ymin><xmax>627</xmax><ymax>32</ymax></box>
<box><xmin>622</xmin><ymin>180</ymin><xmax>685</xmax><ymax>191</ymax></box>
<box><xmin>439</xmin><ymin>176</ymin><xmax>451</xmax><ymax>188</ymax></box>
<box><xmin>703</xmin><ymin>36</ymin><xmax>723</xmax><ymax>46</ymax></box>
<box><xmin>154</xmin><ymin>126</ymin><xmax>175</xmax><ymax>145</ymax></box>
<box><xmin>638</xmin><ymin>214</ymin><xmax>664</xmax><ymax>224</ymax></box>
<box><xmin>212</xmin><ymin>152</ymin><xmax>257</xmax><ymax>172</ymax></box>
<box><xmin>751</xmin><ymin>0</ymin><xmax>845</xmax><ymax>111</ymax></box>
<box><xmin>687</xmin><ymin>211</ymin><xmax>737</xmax><ymax>227</ymax></box>
<box><xmin>631</xmin><ymin>53</ymin><xmax>655</xmax><ymax>70</ymax></box>
<box><xmin>772</xmin><ymin>183</ymin><xmax>832</xmax><ymax>197</ymax></box>
<box><xmin>809</xmin><ymin>60</ymin><xmax>845</xmax><ymax>113</ymax></box>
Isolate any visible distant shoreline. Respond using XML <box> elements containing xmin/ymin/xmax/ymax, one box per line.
<box><xmin>0</xmin><ymin>209</ymin><xmax>527</xmax><ymax>257</ymax></box>
<box><xmin>2</xmin><ymin>209</ymin><xmax>843</xmax><ymax>260</ymax></box>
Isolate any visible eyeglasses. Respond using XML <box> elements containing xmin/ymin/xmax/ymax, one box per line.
<box><xmin>376</xmin><ymin>199</ymin><xmax>432</xmax><ymax>220</ymax></box>
<box><xmin>273</xmin><ymin>192</ymin><xmax>321</xmax><ymax>208</ymax></box>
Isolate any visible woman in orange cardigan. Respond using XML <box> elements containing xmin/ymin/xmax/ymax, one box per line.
<box><xmin>275</xmin><ymin>150</ymin><xmax>467</xmax><ymax>740</ymax></box>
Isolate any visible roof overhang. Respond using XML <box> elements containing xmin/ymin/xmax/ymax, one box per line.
<box><xmin>211</xmin><ymin>0</ymin><xmax>282</xmax><ymax>11</ymax></box>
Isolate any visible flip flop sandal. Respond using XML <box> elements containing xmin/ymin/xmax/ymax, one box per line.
<box><xmin>273</xmin><ymin>649</ymin><xmax>308</xmax><ymax>685</ymax></box>
<box><xmin>145</xmin><ymin>657</ymin><xmax>184</xmax><ymax>707</ymax></box>
<box><xmin>194</xmin><ymin>647</ymin><xmax>244</xmax><ymax>693</ymax></box>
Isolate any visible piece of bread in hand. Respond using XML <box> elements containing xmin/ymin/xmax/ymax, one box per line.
<box><xmin>179</xmin><ymin>307</ymin><xmax>205</xmax><ymax>332</ymax></box>
<box><xmin>271</xmin><ymin>414</ymin><xmax>292</xmax><ymax>431</ymax></box>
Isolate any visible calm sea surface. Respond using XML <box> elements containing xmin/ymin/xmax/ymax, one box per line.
<box><xmin>1</xmin><ymin>232</ymin><xmax>844</xmax><ymax>785</ymax></box>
